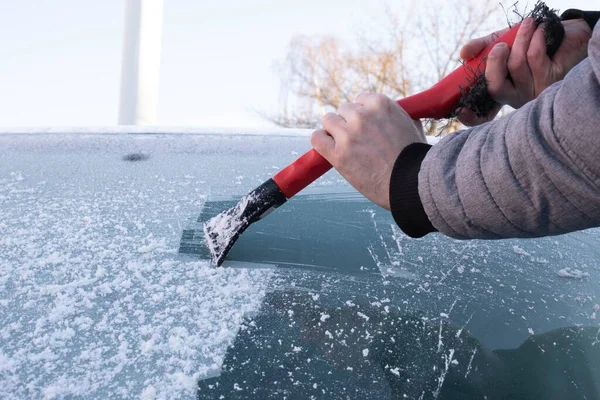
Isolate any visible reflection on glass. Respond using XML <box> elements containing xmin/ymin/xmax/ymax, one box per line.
<box><xmin>198</xmin><ymin>291</ymin><xmax>600</xmax><ymax>399</ymax></box>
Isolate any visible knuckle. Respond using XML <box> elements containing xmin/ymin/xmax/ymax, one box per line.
<box><xmin>310</xmin><ymin>129</ymin><xmax>322</xmax><ymax>142</ymax></box>
<box><xmin>321</xmin><ymin>113</ymin><xmax>338</xmax><ymax>130</ymax></box>
<box><xmin>486</xmin><ymin>79</ymin><xmax>502</xmax><ymax>94</ymax></box>
<box><xmin>310</xmin><ymin>133</ymin><xmax>318</xmax><ymax>149</ymax></box>
<box><xmin>526</xmin><ymin>46</ymin><xmax>543</xmax><ymax>62</ymax></box>
<box><xmin>485</xmin><ymin>75</ymin><xmax>503</xmax><ymax>94</ymax></box>
<box><xmin>354</xmin><ymin>106</ymin><xmax>368</xmax><ymax>117</ymax></box>
<box><xmin>507</xmin><ymin>55</ymin><xmax>524</xmax><ymax>74</ymax></box>
<box><xmin>373</xmin><ymin>94</ymin><xmax>389</xmax><ymax>107</ymax></box>
<box><xmin>310</xmin><ymin>129</ymin><xmax>324</xmax><ymax>145</ymax></box>
<box><xmin>488</xmin><ymin>43</ymin><xmax>508</xmax><ymax>61</ymax></box>
<box><xmin>516</xmin><ymin>18</ymin><xmax>535</xmax><ymax>38</ymax></box>
<box><xmin>354</xmin><ymin>108</ymin><xmax>373</xmax><ymax>127</ymax></box>
<box><xmin>553</xmin><ymin>65</ymin><xmax>566</xmax><ymax>81</ymax></box>
<box><xmin>322</xmin><ymin>112</ymin><xmax>337</xmax><ymax>123</ymax></box>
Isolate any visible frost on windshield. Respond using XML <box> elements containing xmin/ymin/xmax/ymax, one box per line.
<box><xmin>2</xmin><ymin>132</ymin><xmax>600</xmax><ymax>399</ymax></box>
<box><xmin>0</xmin><ymin>167</ymin><xmax>272</xmax><ymax>399</ymax></box>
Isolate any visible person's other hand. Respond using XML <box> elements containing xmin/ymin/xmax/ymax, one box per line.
<box><xmin>311</xmin><ymin>93</ymin><xmax>426</xmax><ymax>210</ymax></box>
<box><xmin>458</xmin><ymin>17</ymin><xmax>592</xmax><ymax>126</ymax></box>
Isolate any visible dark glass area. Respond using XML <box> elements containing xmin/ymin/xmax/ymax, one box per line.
<box><xmin>188</xmin><ymin>193</ymin><xmax>600</xmax><ymax>399</ymax></box>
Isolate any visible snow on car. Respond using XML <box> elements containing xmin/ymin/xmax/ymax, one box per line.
<box><xmin>1</xmin><ymin>129</ymin><xmax>599</xmax><ymax>399</ymax></box>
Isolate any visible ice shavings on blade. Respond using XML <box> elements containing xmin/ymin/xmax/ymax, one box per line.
<box><xmin>203</xmin><ymin>193</ymin><xmax>254</xmax><ymax>264</ymax></box>
<box><xmin>201</xmin><ymin>178</ymin><xmax>287</xmax><ymax>266</ymax></box>
<box><xmin>0</xmin><ymin>171</ymin><xmax>272</xmax><ymax>399</ymax></box>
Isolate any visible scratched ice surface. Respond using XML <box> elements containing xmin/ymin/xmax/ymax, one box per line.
<box><xmin>2</xmin><ymin>131</ymin><xmax>600</xmax><ymax>399</ymax></box>
<box><xmin>0</xmin><ymin>131</ymin><xmax>319</xmax><ymax>399</ymax></box>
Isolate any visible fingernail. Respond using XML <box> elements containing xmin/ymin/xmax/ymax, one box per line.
<box><xmin>521</xmin><ymin>18</ymin><xmax>534</xmax><ymax>28</ymax></box>
<box><xmin>491</xmin><ymin>42</ymin><xmax>508</xmax><ymax>54</ymax></box>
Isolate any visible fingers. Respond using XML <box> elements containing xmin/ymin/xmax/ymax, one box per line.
<box><xmin>527</xmin><ymin>23</ymin><xmax>553</xmax><ymax>94</ymax></box>
<box><xmin>506</xmin><ymin>18</ymin><xmax>537</xmax><ymax>105</ymax></box>
<box><xmin>457</xmin><ymin>103</ymin><xmax>503</xmax><ymax>126</ymax></box>
<box><xmin>311</xmin><ymin>129</ymin><xmax>335</xmax><ymax>159</ymax></box>
<box><xmin>456</xmin><ymin>108</ymin><xmax>482</xmax><ymax>127</ymax></box>
<box><xmin>485</xmin><ymin>42</ymin><xmax>514</xmax><ymax>104</ymax></box>
<box><xmin>459</xmin><ymin>17</ymin><xmax>591</xmax><ymax>120</ymax></box>
<box><xmin>321</xmin><ymin>111</ymin><xmax>345</xmax><ymax>138</ymax></box>
<box><xmin>548</xmin><ymin>19</ymin><xmax>592</xmax><ymax>80</ymax></box>
<box><xmin>458</xmin><ymin>41</ymin><xmax>509</xmax><ymax>124</ymax></box>
<box><xmin>322</xmin><ymin>93</ymin><xmax>384</xmax><ymax>145</ymax></box>
<box><xmin>460</xmin><ymin>26</ymin><xmax>511</xmax><ymax>61</ymax></box>
<box><xmin>456</xmin><ymin>108</ymin><xmax>477</xmax><ymax>126</ymax></box>
<box><xmin>354</xmin><ymin>92</ymin><xmax>391</xmax><ymax>110</ymax></box>
<box><xmin>316</xmin><ymin>93</ymin><xmax>395</xmax><ymax>160</ymax></box>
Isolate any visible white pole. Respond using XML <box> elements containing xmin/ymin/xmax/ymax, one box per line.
<box><xmin>118</xmin><ymin>0</ymin><xmax>164</xmax><ymax>125</ymax></box>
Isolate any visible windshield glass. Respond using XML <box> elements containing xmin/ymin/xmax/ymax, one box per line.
<box><xmin>2</xmin><ymin>131</ymin><xmax>599</xmax><ymax>399</ymax></box>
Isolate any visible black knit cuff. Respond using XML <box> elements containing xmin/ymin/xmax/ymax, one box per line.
<box><xmin>389</xmin><ymin>142</ymin><xmax>437</xmax><ymax>238</ymax></box>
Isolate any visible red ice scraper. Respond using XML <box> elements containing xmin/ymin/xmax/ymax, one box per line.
<box><xmin>203</xmin><ymin>6</ymin><xmax>599</xmax><ymax>266</ymax></box>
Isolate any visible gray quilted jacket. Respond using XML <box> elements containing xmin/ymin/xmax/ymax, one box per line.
<box><xmin>419</xmin><ymin>20</ymin><xmax>600</xmax><ymax>239</ymax></box>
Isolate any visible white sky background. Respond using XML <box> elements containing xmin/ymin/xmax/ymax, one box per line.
<box><xmin>0</xmin><ymin>0</ymin><xmax>595</xmax><ymax>128</ymax></box>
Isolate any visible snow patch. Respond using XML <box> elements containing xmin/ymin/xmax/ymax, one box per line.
<box><xmin>0</xmin><ymin>171</ymin><xmax>272</xmax><ymax>399</ymax></box>
<box><xmin>557</xmin><ymin>268</ymin><xmax>589</xmax><ymax>279</ymax></box>
<box><xmin>512</xmin><ymin>245</ymin><xmax>531</xmax><ymax>257</ymax></box>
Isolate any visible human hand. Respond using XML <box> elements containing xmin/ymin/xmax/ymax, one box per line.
<box><xmin>311</xmin><ymin>93</ymin><xmax>426</xmax><ymax>210</ymax></box>
<box><xmin>458</xmin><ymin>17</ymin><xmax>592</xmax><ymax>126</ymax></box>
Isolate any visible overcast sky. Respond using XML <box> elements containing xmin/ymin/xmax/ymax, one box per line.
<box><xmin>0</xmin><ymin>0</ymin><xmax>595</xmax><ymax>129</ymax></box>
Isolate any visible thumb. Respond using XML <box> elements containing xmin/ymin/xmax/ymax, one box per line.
<box><xmin>460</xmin><ymin>38</ymin><xmax>488</xmax><ymax>61</ymax></box>
<box><xmin>311</xmin><ymin>129</ymin><xmax>335</xmax><ymax>160</ymax></box>
<box><xmin>460</xmin><ymin>26</ymin><xmax>511</xmax><ymax>61</ymax></box>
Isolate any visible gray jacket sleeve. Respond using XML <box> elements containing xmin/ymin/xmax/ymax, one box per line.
<box><xmin>419</xmin><ymin>21</ymin><xmax>600</xmax><ymax>240</ymax></box>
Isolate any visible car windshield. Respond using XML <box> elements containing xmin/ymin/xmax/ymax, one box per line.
<box><xmin>2</xmin><ymin>130</ymin><xmax>599</xmax><ymax>399</ymax></box>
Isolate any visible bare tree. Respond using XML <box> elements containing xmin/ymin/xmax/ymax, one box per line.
<box><xmin>263</xmin><ymin>0</ymin><xmax>505</xmax><ymax>135</ymax></box>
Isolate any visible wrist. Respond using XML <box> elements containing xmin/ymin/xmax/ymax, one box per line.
<box><xmin>389</xmin><ymin>142</ymin><xmax>437</xmax><ymax>238</ymax></box>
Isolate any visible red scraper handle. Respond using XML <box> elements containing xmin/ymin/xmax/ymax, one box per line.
<box><xmin>274</xmin><ymin>23</ymin><xmax>522</xmax><ymax>199</ymax></box>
